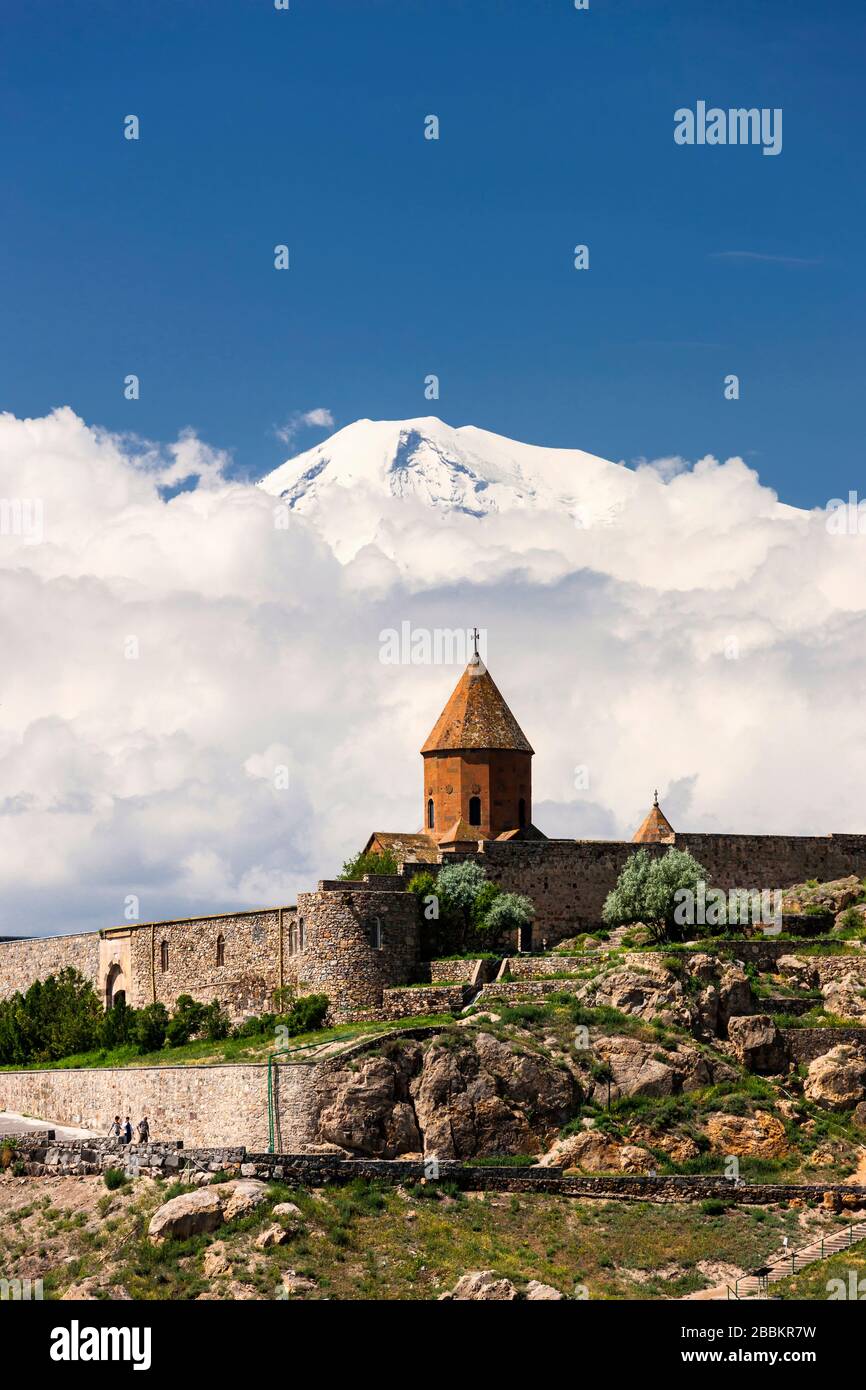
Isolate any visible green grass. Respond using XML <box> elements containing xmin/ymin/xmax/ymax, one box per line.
<box><xmin>0</xmin><ymin>1014</ymin><xmax>454</xmax><ymax>1071</ymax></box>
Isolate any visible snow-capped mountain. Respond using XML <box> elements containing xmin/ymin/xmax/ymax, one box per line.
<box><xmin>258</xmin><ymin>417</ymin><xmax>636</xmax><ymax>562</ymax></box>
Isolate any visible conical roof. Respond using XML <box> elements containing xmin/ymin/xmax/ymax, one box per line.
<box><xmin>632</xmin><ymin>791</ymin><xmax>675</xmax><ymax>843</ymax></box>
<box><xmin>421</xmin><ymin>655</ymin><xmax>533</xmax><ymax>754</ymax></box>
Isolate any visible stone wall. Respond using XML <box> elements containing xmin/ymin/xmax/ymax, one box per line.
<box><xmin>0</xmin><ymin>1060</ymin><xmax>316</xmax><ymax>1151</ymax></box>
<box><xmin>379</xmin><ymin>984</ymin><xmax>470</xmax><ymax>1020</ymax></box>
<box><xmin>782</xmin><ymin>1027</ymin><xmax>866</xmax><ymax>1065</ymax></box>
<box><xmin>0</xmin><ymin>932</ymin><xmax>100</xmax><ymax>1002</ymax></box>
<box><xmin>466</xmin><ymin>834</ymin><xmax>866</xmax><ymax>945</ymax></box>
<box><xmin>501</xmin><ymin>956</ymin><xmax>584</xmax><ymax>979</ymax></box>
<box><xmin>5</xmin><ymin>1135</ymin><xmax>866</xmax><ymax>1209</ymax></box>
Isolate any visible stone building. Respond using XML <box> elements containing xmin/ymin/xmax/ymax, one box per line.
<box><xmin>1</xmin><ymin>653</ymin><xmax>865</xmax><ymax>1023</ymax></box>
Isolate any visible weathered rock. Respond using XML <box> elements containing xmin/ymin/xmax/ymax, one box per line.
<box><xmin>578</xmin><ymin>963</ymin><xmax>695</xmax><ymax>1030</ymax></box>
<box><xmin>221</xmin><ymin>1179</ymin><xmax>271</xmax><ymax>1222</ymax></box>
<box><xmin>590</xmin><ymin>1035</ymin><xmax>716</xmax><ymax>1102</ymax></box>
<box><xmin>853</xmin><ymin>1102</ymin><xmax>866</xmax><ymax>1131</ymax></box>
<box><xmin>727</xmin><ymin>1014</ymin><xmax>788</xmax><ymax>1074</ymax></box>
<box><xmin>539</xmin><ymin>1131</ymin><xmax>653</xmax><ymax>1174</ymax></box>
<box><xmin>202</xmin><ymin>1241</ymin><xmax>230</xmax><ymax>1277</ymax></box>
<box><xmin>281</xmin><ymin>1270</ymin><xmax>318</xmax><ymax>1295</ymax></box>
<box><xmin>822</xmin><ymin>984</ymin><xmax>866</xmax><ymax>1021</ymax></box>
<box><xmin>317</xmin><ymin>1031</ymin><xmax>577</xmax><ymax>1159</ymax></box>
<box><xmin>804</xmin><ymin>1045</ymin><xmax>866</xmax><ymax>1110</ymax></box>
<box><xmin>148</xmin><ymin>1187</ymin><xmax>224</xmax><ymax>1245</ymax></box>
<box><xmin>62</xmin><ymin>1278</ymin><xmax>131</xmax><ymax>1300</ymax></box>
<box><xmin>255</xmin><ymin>1223</ymin><xmax>289</xmax><ymax>1249</ymax></box>
<box><xmin>629</xmin><ymin>1124</ymin><xmax>700</xmax><ymax>1165</ymax></box>
<box><xmin>704</xmin><ymin>1111</ymin><xmax>788</xmax><ymax>1159</ymax></box>
<box><xmin>525</xmin><ymin>1280</ymin><xmax>564</xmax><ymax>1300</ymax></box>
<box><xmin>783</xmin><ymin>876</ymin><xmax>862</xmax><ymax>915</ymax></box>
<box><xmin>272</xmin><ymin>1201</ymin><xmax>303</xmax><ymax>1220</ymax></box>
<box><xmin>440</xmin><ymin>1270</ymin><xmax>518</xmax><ymax>1301</ymax></box>
<box><xmin>717</xmin><ymin>965</ymin><xmax>755</xmax><ymax>1032</ymax></box>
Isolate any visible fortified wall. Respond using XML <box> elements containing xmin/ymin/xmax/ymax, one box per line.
<box><xmin>460</xmin><ymin>832</ymin><xmax>866</xmax><ymax>943</ymax></box>
<box><xmin>1</xmin><ymin>833</ymin><xmax>865</xmax><ymax>1013</ymax></box>
<box><xmin>0</xmin><ymin>881</ymin><xmax>419</xmax><ymax>1026</ymax></box>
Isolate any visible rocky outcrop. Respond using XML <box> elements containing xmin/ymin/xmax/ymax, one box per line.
<box><xmin>538</xmin><ymin>1131</ymin><xmax>653</xmax><ymax>1174</ymax></box>
<box><xmin>727</xmin><ymin>1014</ymin><xmax>788</xmax><ymax>1074</ymax></box>
<box><xmin>704</xmin><ymin>1111</ymin><xmax>789</xmax><ymax>1159</ymax></box>
<box><xmin>576</xmin><ymin>962</ymin><xmax>696</xmax><ymax>1030</ymax></box>
<box><xmin>804</xmin><ymin>1045</ymin><xmax>866</xmax><ymax>1110</ymax></box>
<box><xmin>588</xmin><ymin>1035</ymin><xmax>720</xmax><ymax>1102</ymax></box>
<box><xmin>440</xmin><ymin>1270</ymin><xmax>518</xmax><ymax>1301</ymax></box>
<box><xmin>221</xmin><ymin>1179</ymin><xmax>270</xmax><ymax>1222</ymax></box>
<box><xmin>316</xmin><ymin>1031</ymin><xmax>578</xmax><ymax>1159</ymax></box>
<box><xmin>782</xmin><ymin>876</ymin><xmax>862</xmax><ymax>915</ymax></box>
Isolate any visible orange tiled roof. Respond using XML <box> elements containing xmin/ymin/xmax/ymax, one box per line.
<box><xmin>421</xmin><ymin>656</ymin><xmax>533</xmax><ymax>755</ymax></box>
<box><xmin>437</xmin><ymin>817</ymin><xmax>481</xmax><ymax>845</ymax></box>
<box><xmin>632</xmin><ymin>793</ymin><xmax>675</xmax><ymax>843</ymax></box>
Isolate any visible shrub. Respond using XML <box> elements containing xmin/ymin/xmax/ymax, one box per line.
<box><xmin>103</xmin><ymin>1168</ymin><xmax>128</xmax><ymax>1191</ymax></box>
<box><xmin>134</xmin><ymin>1003</ymin><xmax>169</xmax><ymax>1054</ymax></box>
<box><xmin>340</xmin><ymin>848</ymin><xmax>398</xmax><ymax>880</ymax></box>
<box><xmin>700</xmin><ymin>1198</ymin><xmax>728</xmax><ymax>1216</ymax></box>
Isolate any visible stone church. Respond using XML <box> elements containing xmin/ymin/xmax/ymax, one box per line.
<box><xmin>1</xmin><ymin>653</ymin><xmax>865</xmax><ymax>1024</ymax></box>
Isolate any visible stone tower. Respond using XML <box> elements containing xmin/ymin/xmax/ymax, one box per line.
<box><xmin>420</xmin><ymin>653</ymin><xmax>533</xmax><ymax>845</ymax></box>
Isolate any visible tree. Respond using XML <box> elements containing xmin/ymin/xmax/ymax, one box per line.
<box><xmin>339</xmin><ymin>847</ymin><xmax>398</xmax><ymax>880</ymax></box>
<box><xmin>603</xmin><ymin>847</ymin><xmax>708</xmax><ymax>944</ymax></box>
<box><xmin>480</xmin><ymin>892</ymin><xmax>534</xmax><ymax>941</ymax></box>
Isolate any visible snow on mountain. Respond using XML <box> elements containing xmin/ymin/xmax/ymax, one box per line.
<box><xmin>257</xmin><ymin>416</ymin><xmax>802</xmax><ymax>594</ymax></box>
<box><xmin>258</xmin><ymin>417</ymin><xmax>635</xmax><ymax>556</ymax></box>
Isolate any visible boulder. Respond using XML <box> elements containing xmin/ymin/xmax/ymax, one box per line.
<box><xmin>822</xmin><ymin>984</ymin><xmax>866</xmax><ymax>1021</ymax></box>
<box><xmin>439</xmin><ymin>1270</ymin><xmax>518</xmax><ymax>1301</ymax></box>
<box><xmin>272</xmin><ymin>1201</ymin><xmax>303</xmax><ymax>1220</ymax></box>
<box><xmin>591</xmin><ymin>1035</ymin><xmax>716</xmax><ymax>1102</ymax></box>
<box><xmin>853</xmin><ymin>1102</ymin><xmax>866</xmax><ymax>1131</ymax></box>
<box><xmin>717</xmin><ymin>964</ymin><xmax>755</xmax><ymax>1032</ymax></box>
<box><xmin>727</xmin><ymin>1014</ymin><xmax>788</xmax><ymax>1074</ymax></box>
<box><xmin>704</xmin><ymin>1111</ymin><xmax>788</xmax><ymax>1159</ymax></box>
<box><xmin>804</xmin><ymin>1045</ymin><xmax>866</xmax><ymax>1110</ymax></box>
<box><xmin>255</xmin><ymin>1223</ymin><xmax>289</xmax><ymax>1249</ymax></box>
<box><xmin>148</xmin><ymin>1187</ymin><xmax>224</xmax><ymax>1245</ymax></box>
<box><xmin>221</xmin><ymin>1179</ymin><xmax>271</xmax><ymax>1222</ymax></box>
<box><xmin>525</xmin><ymin>1280</ymin><xmax>564</xmax><ymax>1300</ymax></box>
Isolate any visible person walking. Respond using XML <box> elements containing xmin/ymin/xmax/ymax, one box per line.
<box><xmin>107</xmin><ymin>1116</ymin><xmax>121</xmax><ymax>1139</ymax></box>
<box><xmin>137</xmin><ymin>1115</ymin><xmax>150</xmax><ymax>1143</ymax></box>
<box><xmin>122</xmin><ymin>1115</ymin><xmax>133</xmax><ymax>1145</ymax></box>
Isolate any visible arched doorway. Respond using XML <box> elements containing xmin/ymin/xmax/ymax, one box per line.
<box><xmin>105</xmin><ymin>962</ymin><xmax>127</xmax><ymax>1010</ymax></box>
<box><xmin>518</xmin><ymin>921</ymin><xmax>533</xmax><ymax>953</ymax></box>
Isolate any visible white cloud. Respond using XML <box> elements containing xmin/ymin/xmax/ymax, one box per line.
<box><xmin>274</xmin><ymin>407</ymin><xmax>335</xmax><ymax>446</ymax></box>
<box><xmin>0</xmin><ymin>406</ymin><xmax>865</xmax><ymax>936</ymax></box>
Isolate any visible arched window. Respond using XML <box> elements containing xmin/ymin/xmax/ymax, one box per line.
<box><xmin>216</xmin><ymin>933</ymin><xmax>225</xmax><ymax>966</ymax></box>
<box><xmin>160</xmin><ymin>940</ymin><xmax>169</xmax><ymax>972</ymax></box>
<box><xmin>298</xmin><ymin>918</ymin><xmax>305</xmax><ymax>952</ymax></box>
<box><xmin>518</xmin><ymin>797</ymin><xmax>526</xmax><ymax>828</ymax></box>
<box><xmin>427</xmin><ymin>797</ymin><xmax>435</xmax><ymax>829</ymax></box>
<box><xmin>468</xmin><ymin>796</ymin><xmax>482</xmax><ymax>827</ymax></box>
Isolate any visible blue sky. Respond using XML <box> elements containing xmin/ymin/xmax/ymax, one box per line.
<box><xmin>2</xmin><ymin>0</ymin><xmax>864</xmax><ymax>507</ymax></box>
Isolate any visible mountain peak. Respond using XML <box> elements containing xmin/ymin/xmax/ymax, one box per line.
<box><xmin>258</xmin><ymin>416</ymin><xmax>630</xmax><ymax>561</ymax></box>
